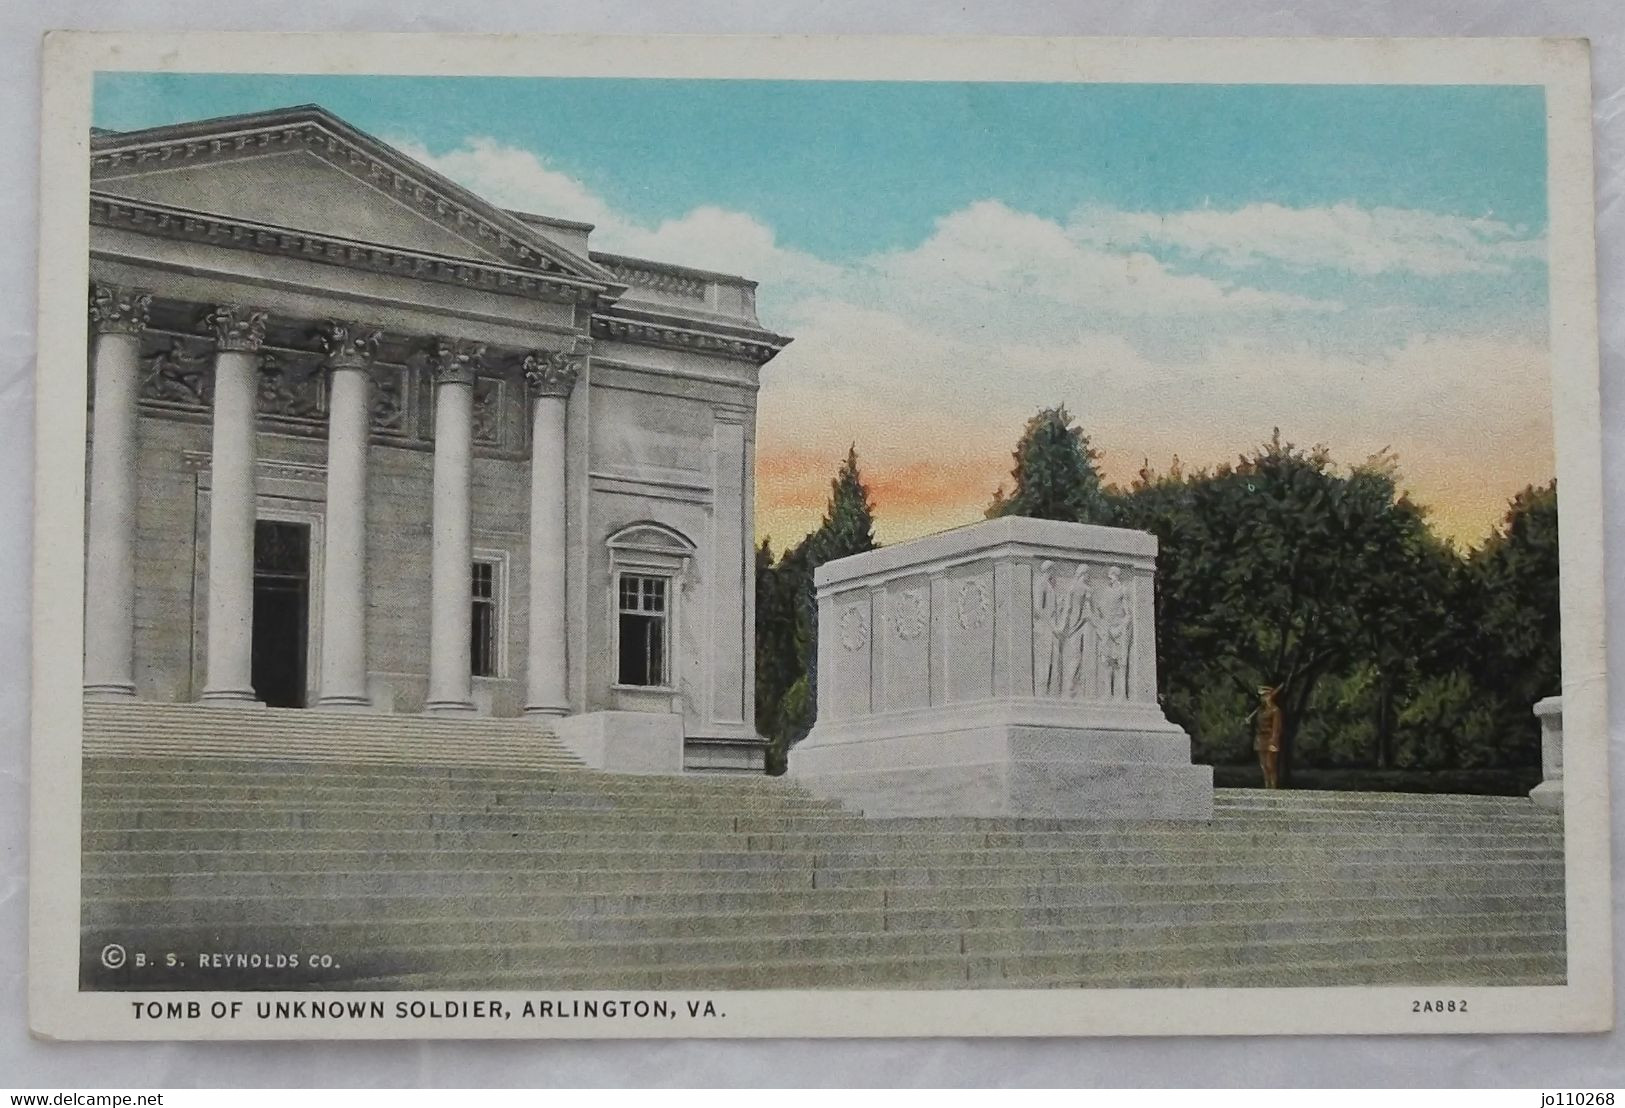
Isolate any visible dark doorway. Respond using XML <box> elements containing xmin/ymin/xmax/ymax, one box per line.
<box><xmin>252</xmin><ymin>520</ymin><xmax>310</xmax><ymax>708</ymax></box>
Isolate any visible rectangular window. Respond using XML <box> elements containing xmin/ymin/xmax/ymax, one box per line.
<box><xmin>471</xmin><ymin>560</ymin><xmax>498</xmax><ymax>678</ymax></box>
<box><xmin>617</xmin><ymin>573</ymin><xmax>668</xmax><ymax>687</ymax></box>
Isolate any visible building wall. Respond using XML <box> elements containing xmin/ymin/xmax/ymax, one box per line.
<box><xmin>581</xmin><ymin>350</ymin><xmax>759</xmax><ymax>741</ymax></box>
<box><xmin>118</xmin><ymin>352</ymin><xmax>756</xmax><ymax>729</ymax></box>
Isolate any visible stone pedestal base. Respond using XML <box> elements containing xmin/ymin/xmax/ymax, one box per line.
<box><xmin>553</xmin><ymin>711</ymin><xmax>685</xmax><ymax>775</ymax></box>
<box><xmin>684</xmin><ymin>736</ymin><xmax>769</xmax><ymax>774</ymax></box>
<box><xmin>1530</xmin><ymin>778</ymin><xmax>1564</xmax><ymax>812</ymax></box>
<box><xmin>793</xmin><ymin>707</ymin><xmax>1213</xmax><ymax>820</ymax></box>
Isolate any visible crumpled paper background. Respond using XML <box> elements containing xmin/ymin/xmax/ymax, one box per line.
<box><xmin>1</xmin><ymin>0</ymin><xmax>1620</xmax><ymax>1088</ymax></box>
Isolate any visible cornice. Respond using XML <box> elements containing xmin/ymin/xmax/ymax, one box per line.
<box><xmin>591</xmin><ymin>311</ymin><xmax>791</xmax><ymax>366</ymax></box>
<box><xmin>89</xmin><ymin>106</ymin><xmax>615</xmax><ymax>284</ymax></box>
<box><xmin>92</xmin><ymin>193</ymin><xmax>614</xmax><ymax>306</ymax></box>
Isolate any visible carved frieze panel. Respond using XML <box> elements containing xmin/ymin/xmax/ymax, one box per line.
<box><xmin>956</xmin><ymin>578</ymin><xmax>990</xmax><ymax>630</ymax></box>
<box><xmin>256</xmin><ymin>350</ymin><xmax>325</xmax><ymax>420</ymax></box>
<box><xmin>892</xmin><ymin>588</ymin><xmax>929</xmax><ymax>642</ymax></box>
<box><xmin>138</xmin><ymin>334</ymin><xmax>214</xmax><ymax>410</ymax></box>
<box><xmin>839</xmin><ymin>605</ymin><xmax>869</xmax><ymax>652</ymax></box>
<box><xmin>472</xmin><ymin>375</ymin><xmax>505</xmax><ymax>447</ymax></box>
<box><xmin>369</xmin><ymin>364</ymin><xmax>409</xmax><ymax>435</ymax></box>
<box><xmin>1032</xmin><ymin>560</ymin><xmax>1135</xmax><ymax>702</ymax></box>
<box><xmin>607</xmin><ymin>261</ymin><xmax>707</xmax><ymax>301</ymax></box>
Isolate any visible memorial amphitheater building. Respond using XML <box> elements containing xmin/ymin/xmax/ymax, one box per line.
<box><xmin>81</xmin><ymin>105</ymin><xmax>790</xmax><ymax>771</ymax></box>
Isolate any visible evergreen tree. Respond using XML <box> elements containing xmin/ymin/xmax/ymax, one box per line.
<box><xmin>757</xmin><ymin>446</ymin><xmax>880</xmax><ymax>772</ymax></box>
<box><xmin>987</xmin><ymin>404</ymin><xmax>1112</xmax><ymax>524</ymax></box>
<box><xmin>809</xmin><ymin>444</ymin><xmax>878</xmax><ymax>563</ymax></box>
<box><xmin>754</xmin><ymin>538</ymin><xmax>800</xmax><ymax>751</ymax></box>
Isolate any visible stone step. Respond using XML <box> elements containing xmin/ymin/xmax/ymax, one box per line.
<box><xmin>82</xmin><ymin>706</ymin><xmax>585</xmax><ymax>770</ymax></box>
<box><xmin>80</xmin><ymin>789</ymin><xmax>1557</xmax><ymax>829</ymax></box>
<box><xmin>1214</xmin><ymin>788</ymin><xmax>1538</xmax><ymax>810</ymax></box>
<box><xmin>81</xmin><ymin>791</ymin><xmax>844</xmax><ymax>819</ymax></box>
<box><xmin>79</xmin><ymin>777</ymin><xmax>835</xmax><ymax>804</ymax></box>
<box><xmin>330</xmin><ymin>932</ymin><xmax>1565</xmax><ymax>992</ymax></box>
<box><xmin>86</xmin><ymin>907</ymin><xmax>1563</xmax><ymax>956</ymax></box>
<box><xmin>86</xmin><ymin>702</ymin><xmax>558</xmax><ymax>731</ymax></box>
<box><xmin>81</xmin><ymin>758</ymin><xmax>788</xmax><ymax>791</ymax></box>
<box><xmin>1009</xmin><ymin>952</ymin><xmax>1566</xmax><ymax>990</ymax></box>
<box><xmin>81</xmin><ymin>842</ymin><xmax>1561</xmax><ymax>878</ymax></box>
<box><xmin>81</xmin><ymin>918</ymin><xmax>1564</xmax><ymax>988</ymax></box>
<box><xmin>85</xmin><ymin>886</ymin><xmax>1559</xmax><ymax>929</ymax></box>
<box><xmin>78</xmin><ymin>804</ymin><xmax>1559</xmax><ymax>836</ymax></box>
<box><xmin>371</xmin><ymin>951</ymin><xmax>1566</xmax><ymax>991</ymax></box>
<box><xmin>83</xmin><ymin>739</ymin><xmax>582</xmax><ymax>771</ymax></box>
<box><xmin>81</xmin><ymin>826</ymin><xmax>1562</xmax><ymax>855</ymax></box>
<box><xmin>84</xmin><ymin>858</ymin><xmax>1563</xmax><ymax>900</ymax></box>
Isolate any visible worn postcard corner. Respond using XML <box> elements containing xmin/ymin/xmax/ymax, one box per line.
<box><xmin>28</xmin><ymin>31</ymin><xmax>1611</xmax><ymax>1040</ymax></box>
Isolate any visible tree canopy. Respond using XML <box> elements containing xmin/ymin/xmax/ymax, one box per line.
<box><xmin>755</xmin><ymin>409</ymin><xmax>1559</xmax><ymax>789</ymax></box>
<box><xmin>987</xmin><ymin>404</ymin><xmax>1112</xmax><ymax>525</ymax></box>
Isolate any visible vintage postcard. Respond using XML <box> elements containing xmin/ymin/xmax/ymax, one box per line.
<box><xmin>29</xmin><ymin>33</ymin><xmax>1611</xmax><ymax>1039</ymax></box>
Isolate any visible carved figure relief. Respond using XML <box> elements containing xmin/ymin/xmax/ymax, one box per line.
<box><xmin>138</xmin><ymin>337</ymin><xmax>213</xmax><ymax>409</ymax></box>
<box><xmin>1036</xmin><ymin>561</ymin><xmax>1095</xmax><ymax>697</ymax></box>
<box><xmin>256</xmin><ymin>351</ymin><xmax>324</xmax><ymax>420</ymax></box>
<box><xmin>1094</xmin><ymin>565</ymin><xmax>1133</xmax><ymax>700</ymax></box>
<box><xmin>472</xmin><ymin>376</ymin><xmax>504</xmax><ymax>447</ymax></box>
<box><xmin>368</xmin><ymin>365</ymin><xmax>407</xmax><ymax>434</ymax></box>
<box><xmin>956</xmin><ymin>579</ymin><xmax>990</xmax><ymax>630</ymax></box>
<box><xmin>892</xmin><ymin>588</ymin><xmax>929</xmax><ymax>641</ymax></box>
<box><xmin>1035</xmin><ymin>561</ymin><xmax>1132</xmax><ymax>700</ymax></box>
<box><xmin>839</xmin><ymin>606</ymin><xmax>869</xmax><ymax>652</ymax></box>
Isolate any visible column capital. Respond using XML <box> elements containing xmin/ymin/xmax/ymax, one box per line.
<box><xmin>428</xmin><ymin>337</ymin><xmax>486</xmax><ymax>387</ymax></box>
<box><xmin>89</xmin><ymin>283</ymin><xmax>152</xmax><ymax>335</ymax></box>
<box><xmin>202</xmin><ymin>305</ymin><xmax>269</xmax><ymax>352</ymax></box>
<box><xmin>522</xmin><ymin>348</ymin><xmax>584</xmax><ymax>399</ymax></box>
<box><xmin>318</xmin><ymin>321</ymin><xmax>383</xmax><ymax>371</ymax></box>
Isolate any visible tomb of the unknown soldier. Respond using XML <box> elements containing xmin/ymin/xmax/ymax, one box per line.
<box><xmin>789</xmin><ymin>517</ymin><xmax>1214</xmax><ymax>820</ymax></box>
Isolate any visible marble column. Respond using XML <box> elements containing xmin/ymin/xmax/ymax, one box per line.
<box><xmin>521</xmin><ymin>348</ymin><xmax>581</xmax><ymax>717</ymax></box>
<box><xmin>315</xmin><ymin>322</ymin><xmax>381</xmax><ymax>710</ymax></box>
<box><xmin>83</xmin><ymin>284</ymin><xmax>151</xmax><ymax>700</ymax></box>
<box><xmin>424</xmin><ymin>338</ymin><xmax>483</xmax><ymax>715</ymax></box>
<box><xmin>199</xmin><ymin>305</ymin><xmax>269</xmax><ymax>704</ymax></box>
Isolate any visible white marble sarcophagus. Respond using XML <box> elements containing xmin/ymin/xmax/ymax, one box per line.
<box><xmin>790</xmin><ymin>516</ymin><xmax>1214</xmax><ymax>820</ymax></box>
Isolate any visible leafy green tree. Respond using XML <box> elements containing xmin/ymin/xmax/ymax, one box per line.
<box><xmin>1459</xmin><ymin>480</ymin><xmax>1561</xmax><ymax>766</ymax></box>
<box><xmin>1471</xmin><ymin>481</ymin><xmax>1560</xmax><ymax>704</ymax></box>
<box><xmin>987</xmin><ymin>404</ymin><xmax>1112</xmax><ymax>524</ymax></box>
<box><xmin>1115</xmin><ymin>432</ymin><xmax>1442</xmax><ymax>786</ymax></box>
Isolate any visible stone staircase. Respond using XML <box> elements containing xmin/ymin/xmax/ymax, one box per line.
<box><xmin>82</xmin><ymin>702</ymin><xmax>581</xmax><ymax>770</ymax></box>
<box><xmin>79</xmin><ymin>746</ymin><xmax>1566</xmax><ymax>991</ymax></box>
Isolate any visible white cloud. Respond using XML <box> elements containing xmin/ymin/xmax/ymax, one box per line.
<box><xmin>395</xmin><ymin>136</ymin><xmax>841</xmax><ymax>290</ymax></box>
<box><xmin>394</xmin><ymin>134</ymin><xmax>1551</xmax><ymax>542</ymax></box>
<box><xmin>396</xmin><ymin>136</ymin><xmax>621</xmax><ymax>230</ymax></box>
<box><xmin>861</xmin><ymin>200</ymin><xmax>1340</xmax><ymax>333</ymax></box>
<box><xmin>1073</xmin><ymin>202</ymin><xmax>1545</xmax><ymax>276</ymax></box>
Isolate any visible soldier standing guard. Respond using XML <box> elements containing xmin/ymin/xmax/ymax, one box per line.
<box><xmin>1251</xmin><ymin>685</ymin><xmax>1284</xmax><ymax>789</ymax></box>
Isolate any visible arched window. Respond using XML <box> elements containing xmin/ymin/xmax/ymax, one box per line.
<box><xmin>605</xmin><ymin>522</ymin><xmax>696</xmax><ymax>690</ymax></box>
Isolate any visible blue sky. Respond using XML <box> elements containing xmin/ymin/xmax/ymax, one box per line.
<box><xmin>94</xmin><ymin>74</ymin><xmax>1553</xmax><ymax>545</ymax></box>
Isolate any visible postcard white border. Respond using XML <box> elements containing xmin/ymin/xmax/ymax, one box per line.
<box><xmin>29</xmin><ymin>31</ymin><xmax>1612</xmax><ymax>1040</ymax></box>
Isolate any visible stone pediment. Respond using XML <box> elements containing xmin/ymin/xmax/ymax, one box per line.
<box><xmin>91</xmin><ymin>105</ymin><xmax>611</xmax><ymax>283</ymax></box>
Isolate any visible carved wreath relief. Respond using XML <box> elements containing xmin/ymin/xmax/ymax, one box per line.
<box><xmin>838</xmin><ymin>605</ymin><xmax>869</xmax><ymax>652</ymax></box>
<box><xmin>1034</xmin><ymin>561</ymin><xmax>1133</xmax><ymax>700</ymax></box>
<box><xmin>956</xmin><ymin>579</ymin><xmax>990</xmax><ymax>630</ymax></box>
<box><xmin>892</xmin><ymin>588</ymin><xmax>929</xmax><ymax>642</ymax></box>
